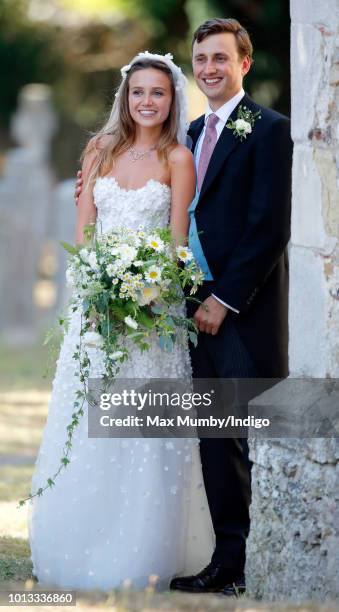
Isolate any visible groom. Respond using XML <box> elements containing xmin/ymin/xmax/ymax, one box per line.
<box><xmin>169</xmin><ymin>18</ymin><xmax>292</xmax><ymax>595</ymax></box>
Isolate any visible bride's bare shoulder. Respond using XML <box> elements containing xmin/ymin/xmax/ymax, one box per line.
<box><xmin>168</xmin><ymin>144</ymin><xmax>194</xmax><ymax>165</ymax></box>
<box><xmin>82</xmin><ymin>134</ymin><xmax>112</xmax><ymax>170</ymax></box>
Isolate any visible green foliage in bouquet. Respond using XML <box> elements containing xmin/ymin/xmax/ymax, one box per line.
<box><xmin>19</xmin><ymin>225</ymin><xmax>204</xmax><ymax>506</ymax></box>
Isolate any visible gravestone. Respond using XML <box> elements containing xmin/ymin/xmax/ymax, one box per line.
<box><xmin>53</xmin><ymin>179</ymin><xmax>76</xmax><ymax>314</ymax></box>
<box><xmin>0</xmin><ymin>84</ymin><xmax>57</xmax><ymax>343</ymax></box>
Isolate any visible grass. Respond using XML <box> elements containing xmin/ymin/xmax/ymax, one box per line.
<box><xmin>0</xmin><ymin>537</ymin><xmax>32</xmax><ymax>583</ymax></box>
<box><xmin>0</xmin><ymin>340</ymin><xmax>50</xmax><ymax>585</ymax></box>
<box><xmin>0</xmin><ymin>390</ymin><xmax>49</xmax><ymax>457</ymax></box>
<box><xmin>0</xmin><ymin>465</ymin><xmax>35</xmax><ymax>502</ymax></box>
<box><xmin>0</xmin><ymin>502</ymin><xmax>33</xmax><ymax>583</ymax></box>
<box><xmin>0</xmin><ymin>338</ymin><xmax>56</xmax><ymax>392</ymax></box>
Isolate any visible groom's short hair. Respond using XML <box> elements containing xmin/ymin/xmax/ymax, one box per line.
<box><xmin>192</xmin><ymin>18</ymin><xmax>253</xmax><ymax>60</ymax></box>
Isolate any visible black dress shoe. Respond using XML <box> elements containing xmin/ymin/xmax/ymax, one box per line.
<box><xmin>221</xmin><ymin>576</ymin><xmax>246</xmax><ymax>597</ymax></box>
<box><xmin>170</xmin><ymin>563</ymin><xmax>244</xmax><ymax>593</ymax></box>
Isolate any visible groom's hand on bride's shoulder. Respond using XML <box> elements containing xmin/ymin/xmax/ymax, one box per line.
<box><xmin>193</xmin><ymin>295</ymin><xmax>227</xmax><ymax>336</ymax></box>
<box><xmin>75</xmin><ymin>170</ymin><xmax>83</xmax><ymax>205</ymax></box>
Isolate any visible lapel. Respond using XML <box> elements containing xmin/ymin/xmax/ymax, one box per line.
<box><xmin>198</xmin><ymin>93</ymin><xmax>255</xmax><ymax>203</ymax></box>
<box><xmin>187</xmin><ymin>115</ymin><xmax>205</xmax><ymax>155</ymax></box>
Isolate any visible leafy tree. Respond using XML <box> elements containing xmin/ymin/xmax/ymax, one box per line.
<box><xmin>0</xmin><ymin>1</ymin><xmax>63</xmax><ymax>131</ymax></box>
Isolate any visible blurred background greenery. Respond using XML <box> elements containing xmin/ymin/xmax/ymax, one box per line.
<box><xmin>0</xmin><ymin>0</ymin><xmax>290</xmax><ymax>179</ymax></box>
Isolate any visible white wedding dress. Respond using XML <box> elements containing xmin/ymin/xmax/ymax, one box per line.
<box><xmin>29</xmin><ymin>176</ymin><xmax>214</xmax><ymax>591</ymax></box>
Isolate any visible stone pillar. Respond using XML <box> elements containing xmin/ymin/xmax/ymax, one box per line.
<box><xmin>246</xmin><ymin>1</ymin><xmax>338</xmax><ymax>601</ymax></box>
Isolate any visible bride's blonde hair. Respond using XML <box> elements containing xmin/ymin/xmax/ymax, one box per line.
<box><xmin>82</xmin><ymin>59</ymin><xmax>179</xmax><ymax>185</ymax></box>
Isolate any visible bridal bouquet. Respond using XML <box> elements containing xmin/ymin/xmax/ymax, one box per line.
<box><xmin>19</xmin><ymin>226</ymin><xmax>203</xmax><ymax>505</ymax></box>
<box><xmin>65</xmin><ymin>225</ymin><xmax>203</xmax><ymax>369</ymax></box>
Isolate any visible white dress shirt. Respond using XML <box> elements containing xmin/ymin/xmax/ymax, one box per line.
<box><xmin>194</xmin><ymin>88</ymin><xmax>245</xmax><ymax>314</ymax></box>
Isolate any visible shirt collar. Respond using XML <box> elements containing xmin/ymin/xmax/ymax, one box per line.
<box><xmin>204</xmin><ymin>88</ymin><xmax>245</xmax><ymax>125</ymax></box>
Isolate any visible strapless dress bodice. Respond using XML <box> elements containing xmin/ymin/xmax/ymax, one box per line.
<box><xmin>93</xmin><ymin>176</ymin><xmax>171</xmax><ymax>234</ymax></box>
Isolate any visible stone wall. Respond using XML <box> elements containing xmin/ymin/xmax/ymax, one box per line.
<box><xmin>246</xmin><ymin>1</ymin><xmax>338</xmax><ymax>602</ymax></box>
<box><xmin>289</xmin><ymin>0</ymin><xmax>339</xmax><ymax>377</ymax></box>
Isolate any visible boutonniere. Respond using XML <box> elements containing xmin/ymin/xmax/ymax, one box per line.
<box><xmin>226</xmin><ymin>105</ymin><xmax>261</xmax><ymax>141</ymax></box>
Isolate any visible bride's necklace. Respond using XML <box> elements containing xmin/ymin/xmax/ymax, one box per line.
<box><xmin>128</xmin><ymin>144</ymin><xmax>157</xmax><ymax>162</ymax></box>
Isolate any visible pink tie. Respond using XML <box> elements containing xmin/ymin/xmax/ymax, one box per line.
<box><xmin>197</xmin><ymin>113</ymin><xmax>219</xmax><ymax>191</ymax></box>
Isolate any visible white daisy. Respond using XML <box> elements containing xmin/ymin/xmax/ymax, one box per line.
<box><xmin>176</xmin><ymin>246</ymin><xmax>193</xmax><ymax>263</ymax></box>
<box><xmin>145</xmin><ymin>266</ymin><xmax>162</xmax><ymax>283</ymax></box>
<box><xmin>146</xmin><ymin>236</ymin><xmax>164</xmax><ymax>252</ymax></box>
<box><xmin>137</xmin><ymin>285</ymin><xmax>160</xmax><ymax>306</ymax></box>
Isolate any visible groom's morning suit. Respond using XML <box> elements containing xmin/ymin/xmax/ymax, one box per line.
<box><xmin>187</xmin><ymin>90</ymin><xmax>293</xmax><ymax>576</ymax></box>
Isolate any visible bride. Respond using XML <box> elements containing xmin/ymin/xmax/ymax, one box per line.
<box><xmin>28</xmin><ymin>52</ymin><xmax>213</xmax><ymax>591</ymax></box>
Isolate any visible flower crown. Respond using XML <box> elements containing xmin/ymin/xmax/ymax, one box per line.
<box><xmin>120</xmin><ymin>51</ymin><xmax>175</xmax><ymax>80</ymax></box>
